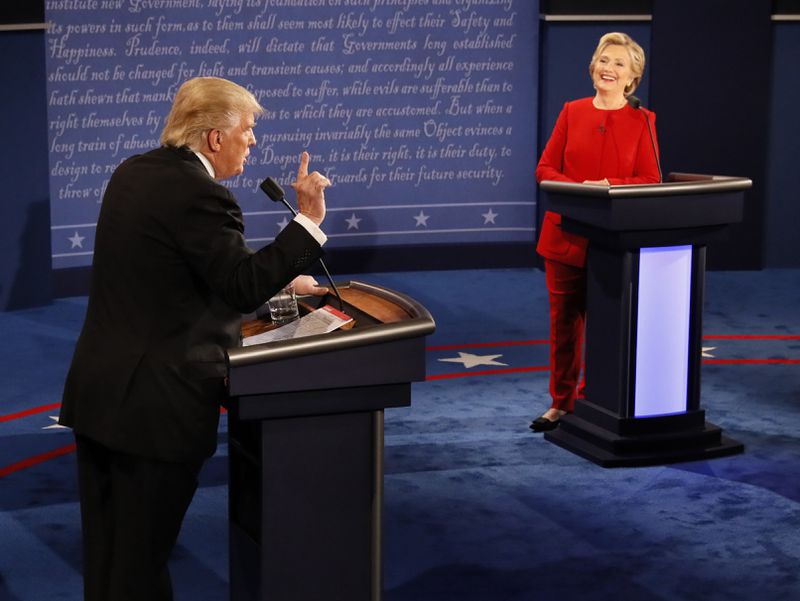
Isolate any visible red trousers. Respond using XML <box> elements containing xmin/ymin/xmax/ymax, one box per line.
<box><xmin>545</xmin><ymin>259</ymin><xmax>586</xmax><ymax>412</ymax></box>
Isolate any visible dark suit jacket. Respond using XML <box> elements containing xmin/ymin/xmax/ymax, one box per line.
<box><xmin>60</xmin><ymin>146</ymin><xmax>323</xmax><ymax>461</ymax></box>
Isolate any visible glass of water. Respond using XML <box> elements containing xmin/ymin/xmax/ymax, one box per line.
<box><xmin>267</xmin><ymin>283</ymin><xmax>299</xmax><ymax>325</ymax></box>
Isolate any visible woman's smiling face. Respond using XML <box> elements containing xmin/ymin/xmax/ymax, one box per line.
<box><xmin>591</xmin><ymin>44</ymin><xmax>633</xmax><ymax>97</ymax></box>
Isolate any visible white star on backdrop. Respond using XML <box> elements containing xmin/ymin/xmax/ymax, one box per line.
<box><xmin>276</xmin><ymin>216</ymin><xmax>290</xmax><ymax>230</ymax></box>
<box><xmin>68</xmin><ymin>231</ymin><xmax>85</xmax><ymax>248</ymax></box>
<box><xmin>482</xmin><ymin>209</ymin><xmax>498</xmax><ymax>224</ymax></box>
<box><xmin>345</xmin><ymin>213</ymin><xmax>362</xmax><ymax>230</ymax></box>
<box><xmin>413</xmin><ymin>211</ymin><xmax>430</xmax><ymax>227</ymax></box>
<box><xmin>438</xmin><ymin>352</ymin><xmax>508</xmax><ymax>368</ymax></box>
<box><xmin>43</xmin><ymin>416</ymin><xmax>68</xmax><ymax>430</ymax></box>
<box><xmin>702</xmin><ymin>346</ymin><xmax>717</xmax><ymax>358</ymax></box>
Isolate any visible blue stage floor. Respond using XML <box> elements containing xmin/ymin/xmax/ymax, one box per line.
<box><xmin>1</xmin><ymin>268</ymin><xmax>798</xmax><ymax>601</ymax></box>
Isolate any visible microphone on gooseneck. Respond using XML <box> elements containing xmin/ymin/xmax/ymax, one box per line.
<box><xmin>259</xmin><ymin>177</ymin><xmax>344</xmax><ymax>311</ymax></box>
<box><xmin>627</xmin><ymin>95</ymin><xmax>663</xmax><ymax>183</ymax></box>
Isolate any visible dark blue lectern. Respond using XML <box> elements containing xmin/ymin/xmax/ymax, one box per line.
<box><xmin>225</xmin><ymin>281</ymin><xmax>435</xmax><ymax>601</ymax></box>
<box><xmin>540</xmin><ymin>173</ymin><xmax>751</xmax><ymax>467</ymax></box>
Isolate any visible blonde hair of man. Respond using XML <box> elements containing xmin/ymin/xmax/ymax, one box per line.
<box><xmin>160</xmin><ymin>77</ymin><xmax>264</xmax><ymax>150</ymax></box>
<box><xmin>589</xmin><ymin>32</ymin><xmax>646</xmax><ymax>97</ymax></box>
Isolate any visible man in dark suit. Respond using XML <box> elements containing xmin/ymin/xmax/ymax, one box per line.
<box><xmin>59</xmin><ymin>77</ymin><xmax>331</xmax><ymax>601</ymax></box>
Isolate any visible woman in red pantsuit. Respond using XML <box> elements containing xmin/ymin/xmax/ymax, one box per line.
<box><xmin>531</xmin><ymin>32</ymin><xmax>661</xmax><ymax>432</ymax></box>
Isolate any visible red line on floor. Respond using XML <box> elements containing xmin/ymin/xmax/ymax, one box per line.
<box><xmin>428</xmin><ymin>357</ymin><xmax>800</xmax><ymax>380</ymax></box>
<box><xmin>2</xmin><ymin>344</ymin><xmax>796</xmax><ymax>476</ymax></box>
<box><xmin>704</xmin><ymin>334</ymin><xmax>800</xmax><ymax>340</ymax></box>
<box><xmin>703</xmin><ymin>359</ymin><xmax>800</xmax><ymax>365</ymax></box>
<box><xmin>0</xmin><ymin>402</ymin><xmax>62</xmax><ymax>423</ymax></box>
<box><xmin>0</xmin><ymin>443</ymin><xmax>77</xmax><ymax>479</ymax></box>
<box><xmin>427</xmin><ymin>365</ymin><xmax>549</xmax><ymax>381</ymax></box>
<box><xmin>428</xmin><ymin>334</ymin><xmax>800</xmax><ymax>352</ymax></box>
<box><xmin>427</xmin><ymin>340</ymin><xmax>549</xmax><ymax>351</ymax></box>
<box><xmin>0</xmin><ymin>403</ymin><xmax>228</xmax><ymax>426</ymax></box>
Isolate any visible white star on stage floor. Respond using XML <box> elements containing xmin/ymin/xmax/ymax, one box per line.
<box><xmin>68</xmin><ymin>231</ymin><xmax>85</xmax><ymax>249</ymax></box>
<box><xmin>702</xmin><ymin>346</ymin><xmax>717</xmax><ymax>358</ymax></box>
<box><xmin>438</xmin><ymin>352</ymin><xmax>508</xmax><ymax>368</ymax></box>
<box><xmin>43</xmin><ymin>416</ymin><xmax>68</xmax><ymax>430</ymax></box>
<box><xmin>345</xmin><ymin>213</ymin><xmax>362</xmax><ymax>230</ymax></box>
<box><xmin>482</xmin><ymin>209</ymin><xmax>498</xmax><ymax>224</ymax></box>
<box><xmin>276</xmin><ymin>216</ymin><xmax>290</xmax><ymax>230</ymax></box>
<box><xmin>413</xmin><ymin>210</ymin><xmax>429</xmax><ymax>227</ymax></box>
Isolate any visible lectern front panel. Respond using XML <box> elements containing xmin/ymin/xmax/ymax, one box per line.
<box><xmin>227</xmin><ymin>281</ymin><xmax>435</xmax><ymax>597</ymax></box>
<box><xmin>633</xmin><ymin>245</ymin><xmax>693</xmax><ymax>417</ymax></box>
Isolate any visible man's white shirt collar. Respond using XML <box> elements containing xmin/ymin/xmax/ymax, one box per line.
<box><xmin>192</xmin><ymin>150</ymin><xmax>215</xmax><ymax>179</ymax></box>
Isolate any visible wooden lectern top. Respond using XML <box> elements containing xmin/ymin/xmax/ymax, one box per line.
<box><xmin>229</xmin><ymin>280</ymin><xmax>435</xmax><ymax>369</ymax></box>
<box><xmin>226</xmin><ymin>280</ymin><xmax>435</xmax><ymax>400</ymax></box>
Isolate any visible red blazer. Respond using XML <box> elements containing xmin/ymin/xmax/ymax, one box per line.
<box><xmin>535</xmin><ymin>97</ymin><xmax>660</xmax><ymax>267</ymax></box>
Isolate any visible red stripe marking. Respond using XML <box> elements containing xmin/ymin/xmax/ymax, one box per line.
<box><xmin>704</xmin><ymin>334</ymin><xmax>800</xmax><ymax>340</ymax></box>
<box><xmin>0</xmin><ymin>443</ymin><xmax>76</xmax><ymax>479</ymax></box>
<box><xmin>427</xmin><ymin>340</ymin><xmax>549</xmax><ymax>351</ymax></box>
<box><xmin>2</xmin><ymin>336</ymin><xmax>796</xmax><ymax>477</ymax></box>
<box><xmin>427</xmin><ymin>334</ymin><xmax>800</xmax><ymax>351</ymax></box>
<box><xmin>0</xmin><ymin>407</ymin><xmax>226</xmax><ymax>479</ymax></box>
<box><xmin>428</xmin><ymin>356</ymin><xmax>800</xmax><ymax>380</ymax></box>
<box><xmin>703</xmin><ymin>359</ymin><xmax>800</xmax><ymax>365</ymax></box>
<box><xmin>0</xmin><ymin>402</ymin><xmax>227</xmax><ymax>424</ymax></box>
<box><xmin>428</xmin><ymin>365</ymin><xmax>549</xmax><ymax>381</ymax></box>
<box><xmin>428</xmin><ymin>358</ymin><xmax>800</xmax><ymax>378</ymax></box>
<box><xmin>0</xmin><ymin>402</ymin><xmax>62</xmax><ymax>424</ymax></box>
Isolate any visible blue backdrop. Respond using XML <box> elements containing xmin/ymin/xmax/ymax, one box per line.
<box><xmin>45</xmin><ymin>1</ymin><xmax>539</xmax><ymax>270</ymax></box>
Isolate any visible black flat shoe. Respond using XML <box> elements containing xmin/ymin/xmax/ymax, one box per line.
<box><xmin>529</xmin><ymin>416</ymin><xmax>560</xmax><ymax>432</ymax></box>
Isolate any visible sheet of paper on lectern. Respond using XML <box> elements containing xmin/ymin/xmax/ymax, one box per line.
<box><xmin>242</xmin><ymin>305</ymin><xmax>352</xmax><ymax>347</ymax></box>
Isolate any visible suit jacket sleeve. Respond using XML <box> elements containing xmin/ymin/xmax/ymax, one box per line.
<box><xmin>171</xmin><ymin>177</ymin><xmax>322</xmax><ymax>314</ymax></box>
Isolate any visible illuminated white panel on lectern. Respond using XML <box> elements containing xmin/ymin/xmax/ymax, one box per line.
<box><xmin>634</xmin><ymin>246</ymin><xmax>692</xmax><ymax>417</ymax></box>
